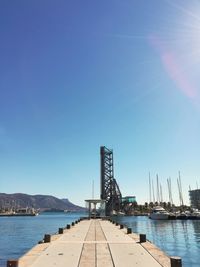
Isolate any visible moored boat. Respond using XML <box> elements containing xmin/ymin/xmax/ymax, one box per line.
<box><xmin>176</xmin><ymin>212</ymin><xmax>188</xmax><ymax>220</ymax></box>
<box><xmin>187</xmin><ymin>210</ymin><xmax>200</xmax><ymax>220</ymax></box>
<box><xmin>168</xmin><ymin>212</ymin><xmax>176</xmax><ymax>220</ymax></box>
<box><xmin>0</xmin><ymin>208</ymin><xmax>39</xmax><ymax>216</ymax></box>
<box><xmin>149</xmin><ymin>206</ymin><xmax>169</xmax><ymax>220</ymax></box>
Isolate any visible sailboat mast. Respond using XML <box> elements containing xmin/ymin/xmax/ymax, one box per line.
<box><xmin>156</xmin><ymin>174</ymin><xmax>160</xmax><ymax>203</ymax></box>
<box><xmin>169</xmin><ymin>177</ymin><xmax>173</xmax><ymax>205</ymax></box>
<box><xmin>152</xmin><ymin>179</ymin><xmax>155</xmax><ymax>204</ymax></box>
<box><xmin>179</xmin><ymin>171</ymin><xmax>184</xmax><ymax>206</ymax></box>
<box><xmin>149</xmin><ymin>172</ymin><xmax>152</xmax><ymax>203</ymax></box>
<box><xmin>167</xmin><ymin>178</ymin><xmax>170</xmax><ymax>203</ymax></box>
<box><xmin>160</xmin><ymin>184</ymin><xmax>163</xmax><ymax>203</ymax></box>
<box><xmin>177</xmin><ymin>178</ymin><xmax>180</xmax><ymax>206</ymax></box>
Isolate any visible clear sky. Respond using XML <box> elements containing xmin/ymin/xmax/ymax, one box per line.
<box><xmin>1</xmin><ymin>0</ymin><xmax>200</xmax><ymax>206</ymax></box>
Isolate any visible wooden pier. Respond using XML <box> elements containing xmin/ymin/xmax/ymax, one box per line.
<box><xmin>8</xmin><ymin>219</ymin><xmax>181</xmax><ymax>267</ymax></box>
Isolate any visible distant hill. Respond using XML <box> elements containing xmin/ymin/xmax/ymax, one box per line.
<box><xmin>0</xmin><ymin>193</ymin><xmax>85</xmax><ymax>211</ymax></box>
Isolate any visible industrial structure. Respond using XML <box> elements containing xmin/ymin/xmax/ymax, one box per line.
<box><xmin>100</xmin><ymin>146</ymin><xmax>122</xmax><ymax>216</ymax></box>
<box><xmin>86</xmin><ymin>146</ymin><xmax>136</xmax><ymax>217</ymax></box>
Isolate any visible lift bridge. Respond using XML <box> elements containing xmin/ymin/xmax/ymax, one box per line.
<box><xmin>100</xmin><ymin>146</ymin><xmax>122</xmax><ymax>216</ymax></box>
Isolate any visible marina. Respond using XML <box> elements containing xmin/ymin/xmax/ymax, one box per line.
<box><xmin>2</xmin><ymin>147</ymin><xmax>200</xmax><ymax>267</ymax></box>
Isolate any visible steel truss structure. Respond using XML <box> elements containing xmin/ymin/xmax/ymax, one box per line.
<box><xmin>100</xmin><ymin>146</ymin><xmax>122</xmax><ymax>216</ymax></box>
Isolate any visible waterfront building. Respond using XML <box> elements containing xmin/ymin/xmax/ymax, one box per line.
<box><xmin>122</xmin><ymin>196</ymin><xmax>136</xmax><ymax>204</ymax></box>
<box><xmin>189</xmin><ymin>189</ymin><xmax>200</xmax><ymax>209</ymax></box>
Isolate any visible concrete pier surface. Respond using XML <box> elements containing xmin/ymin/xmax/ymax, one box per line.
<box><xmin>15</xmin><ymin>219</ymin><xmax>173</xmax><ymax>267</ymax></box>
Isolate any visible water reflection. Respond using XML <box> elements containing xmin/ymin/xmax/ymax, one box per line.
<box><xmin>191</xmin><ymin>221</ymin><xmax>200</xmax><ymax>243</ymax></box>
<box><xmin>114</xmin><ymin>216</ymin><xmax>200</xmax><ymax>267</ymax></box>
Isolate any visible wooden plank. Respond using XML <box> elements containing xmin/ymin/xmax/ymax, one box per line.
<box><xmin>79</xmin><ymin>244</ymin><xmax>96</xmax><ymax>267</ymax></box>
<box><xmin>96</xmin><ymin>243</ymin><xmax>114</xmax><ymax>267</ymax></box>
<box><xmin>109</xmin><ymin>243</ymin><xmax>162</xmax><ymax>267</ymax></box>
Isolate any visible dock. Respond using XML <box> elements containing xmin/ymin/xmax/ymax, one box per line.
<box><xmin>8</xmin><ymin>218</ymin><xmax>181</xmax><ymax>267</ymax></box>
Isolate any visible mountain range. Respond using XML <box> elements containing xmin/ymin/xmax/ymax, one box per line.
<box><xmin>0</xmin><ymin>193</ymin><xmax>85</xmax><ymax>211</ymax></box>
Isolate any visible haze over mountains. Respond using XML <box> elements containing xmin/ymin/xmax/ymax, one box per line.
<box><xmin>0</xmin><ymin>193</ymin><xmax>85</xmax><ymax>211</ymax></box>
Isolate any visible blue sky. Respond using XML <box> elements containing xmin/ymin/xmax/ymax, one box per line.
<box><xmin>1</xmin><ymin>0</ymin><xmax>200</xmax><ymax>206</ymax></box>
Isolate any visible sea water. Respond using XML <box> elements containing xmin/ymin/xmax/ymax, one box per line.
<box><xmin>0</xmin><ymin>213</ymin><xmax>200</xmax><ymax>267</ymax></box>
<box><xmin>114</xmin><ymin>215</ymin><xmax>200</xmax><ymax>267</ymax></box>
<box><xmin>0</xmin><ymin>212</ymin><xmax>85</xmax><ymax>267</ymax></box>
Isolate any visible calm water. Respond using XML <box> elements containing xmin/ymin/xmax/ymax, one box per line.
<box><xmin>0</xmin><ymin>213</ymin><xmax>200</xmax><ymax>267</ymax></box>
<box><xmin>0</xmin><ymin>212</ymin><xmax>85</xmax><ymax>267</ymax></box>
<box><xmin>114</xmin><ymin>216</ymin><xmax>200</xmax><ymax>267</ymax></box>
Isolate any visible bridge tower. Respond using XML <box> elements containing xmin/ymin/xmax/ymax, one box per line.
<box><xmin>100</xmin><ymin>146</ymin><xmax>122</xmax><ymax>216</ymax></box>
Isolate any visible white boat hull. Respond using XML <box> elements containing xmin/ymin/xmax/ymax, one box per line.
<box><xmin>149</xmin><ymin>206</ymin><xmax>169</xmax><ymax>220</ymax></box>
